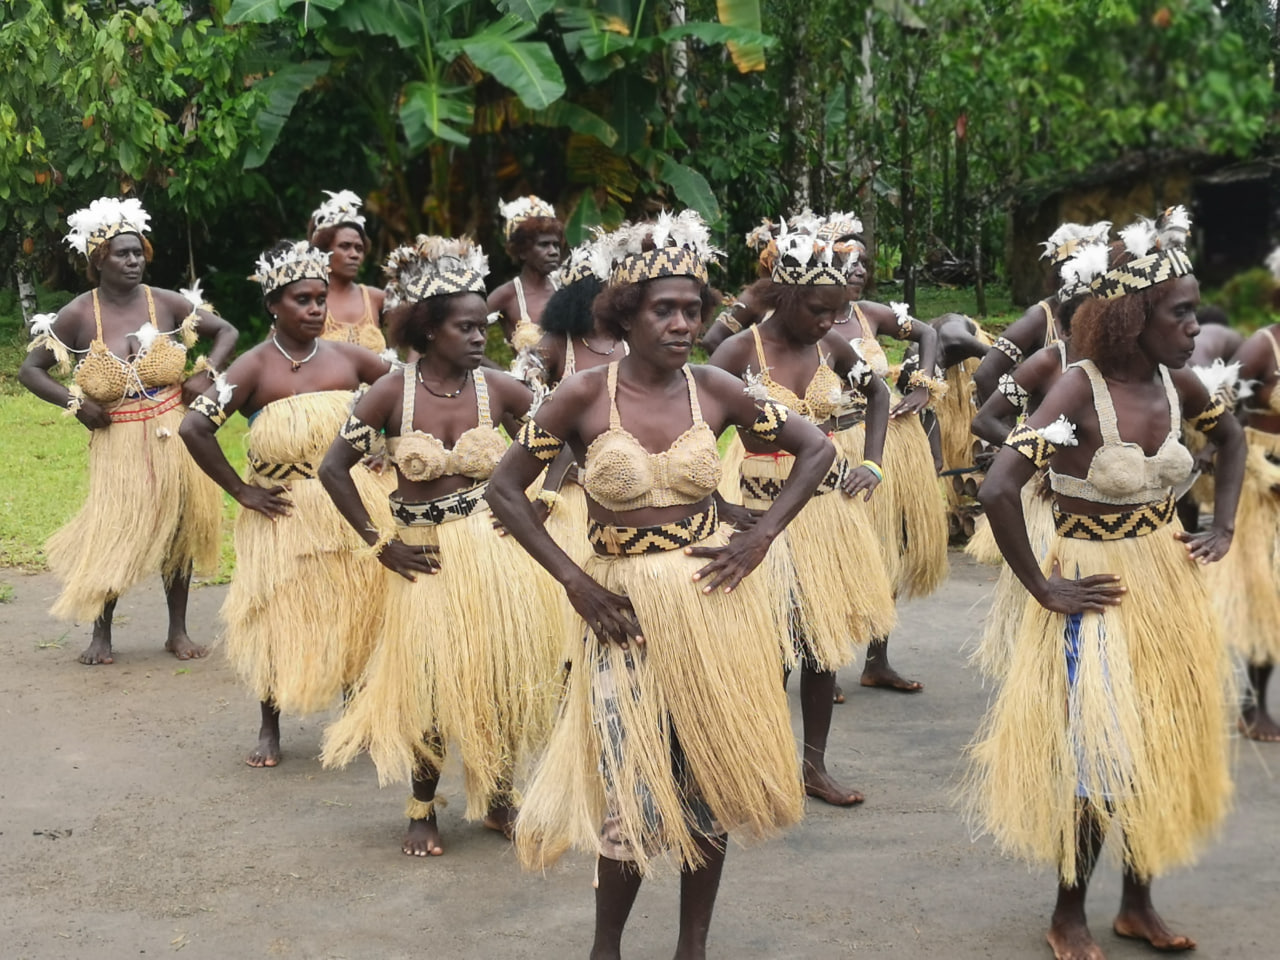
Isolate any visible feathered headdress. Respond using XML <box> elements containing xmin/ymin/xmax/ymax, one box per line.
<box><xmin>310</xmin><ymin>189</ymin><xmax>366</xmax><ymax>232</ymax></box>
<box><xmin>1265</xmin><ymin>245</ymin><xmax>1280</xmax><ymax>282</ymax></box>
<box><xmin>770</xmin><ymin>218</ymin><xmax>844</xmax><ymax>286</ymax></box>
<box><xmin>250</xmin><ymin>241</ymin><xmax>331</xmax><ymax>297</ymax></box>
<box><xmin>559</xmin><ymin>227</ymin><xmax>613</xmax><ymax>287</ymax></box>
<box><xmin>383</xmin><ymin>235</ymin><xmax>490</xmax><ymax>306</ymax></box>
<box><xmin>1090</xmin><ymin>210</ymin><xmax>1193</xmax><ymax>300</ymax></box>
<box><xmin>817</xmin><ymin>210</ymin><xmax>864</xmax><ymax>243</ymax></box>
<box><xmin>1056</xmin><ymin>234</ymin><xmax>1111</xmax><ymax>301</ymax></box>
<box><xmin>603</xmin><ymin>210</ymin><xmax>721</xmax><ymax>286</ymax></box>
<box><xmin>1040</xmin><ymin>221</ymin><xmax>1112</xmax><ymax>266</ymax></box>
<box><xmin>498</xmin><ymin>195</ymin><xmax>559</xmax><ymax>240</ymax></box>
<box><xmin>64</xmin><ymin>197</ymin><xmax>151</xmax><ymax>257</ymax></box>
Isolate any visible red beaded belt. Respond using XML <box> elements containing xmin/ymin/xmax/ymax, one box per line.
<box><xmin>108</xmin><ymin>386</ymin><xmax>183</xmax><ymax>423</ymax></box>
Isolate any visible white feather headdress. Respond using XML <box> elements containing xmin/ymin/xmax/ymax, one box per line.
<box><xmin>1057</xmin><ymin>240</ymin><xmax>1111</xmax><ymax>299</ymax></box>
<box><xmin>310</xmin><ymin>189</ymin><xmax>366</xmax><ymax>231</ymax></box>
<box><xmin>250</xmin><ymin>241</ymin><xmax>331</xmax><ymax>297</ymax></box>
<box><xmin>601</xmin><ymin>210</ymin><xmax>721</xmax><ymax>286</ymax></box>
<box><xmin>383</xmin><ymin>235</ymin><xmax>490</xmax><ymax>305</ymax></box>
<box><xmin>64</xmin><ymin>197</ymin><xmax>151</xmax><ymax>257</ymax></box>
<box><xmin>498</xmin><ymin>195</ymin><xmax>559</xmax><ymax>239</ymax></box>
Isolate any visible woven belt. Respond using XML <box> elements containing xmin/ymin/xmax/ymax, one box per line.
<box><xmin>831</xmin><ymin>411</ymin><xmax>866</xmax><ymax>432</ymax></box>
<box><xmin>390</xmin><ymin>484</ymin><xmax>488</xmax><ymax>527</ymax></box>
<box><xmin>248</xmin><ymin>454</ymin><xmax>317</xmax><ymax>481</ymax></box>
<box><xmin>1053</xmin><ymin>494</ymin><xmax>1176</xmax><ymax>541</ymax></box>
<box><xmin>108</xmin><ymin>386</ymin><xmax>183</xmax><ymax>423</ymax></box>
<box><xmin>740</xmin><ymin>456</ymin><xmax>848</xmax><ymax>504</ymax></box>
<box><xmin>589</xmin><ymin>504</ymin><xmax>718</xmax><ymax>556</ymax></box>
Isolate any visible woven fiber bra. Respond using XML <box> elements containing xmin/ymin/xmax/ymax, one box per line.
<box><xmin>563</xmin><ymin>335</ymin><xmax>629</xmax><ymax>379</ymax></box>
<box><xmin>1243</xmin><ymin>327</ymin><xmax>1280</xmax><ymax>416</ymax></box>
<box><xmin>582</xmin><ymin>362</ymin><xmax>720</xmax><ymax>513</ymax></box>
<box><xmin>848</xmin><ymin>303</ymin><xmax>890</xmax><ymax>379</ymax></box>
<box><xmin>387</xmin><ymin>365</ymin><xmax>506</xmax><ymax>483</ymax></box>
<box><xmin>1049</xmin><ymin>359</ymin><xmax>1193</xmax><ymax>506</ymax></box>
<box><xmin>750</xmin><ymin>320</ymin><xmax>843</xmax><ymax>423</ymax></box>
<box><xmin>74</xmin><ymin>287</ymin><xmax>189</xmax><ymax>404</ymax></box>
<box><xmin>321</xmin><ymin>285</ymin><xmax>386</xmax><ymax>353</ymax></box>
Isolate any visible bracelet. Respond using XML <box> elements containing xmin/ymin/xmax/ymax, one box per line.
<box><xmin>890</xmin><ymin>301</ymin><xmax>915</xmax><ymax>339</ymax></box>
<box><xmin>906</xmin><ymin>369</ymin><xmax>949</xmax><ymax>403</ymax></box>
<box><xmin>359</xmin><ymin>528</ymin><xmax>397</xmax><ymax>560</ymax></box>
<box><xmin>189</xmin><ymin>355</ymin><xmax>219</xmax><ymax>379</ymax></box>
<box><xmin>404</xmin><ymin>795</ymin><xmax>446</xmax><ymax>820</ymax></box>
<box><xmin>860</xmin><ymin>459</ymin><xmax>884</xmax><ymax>481</ymax></box>
<box><xmin>536</xmin><ymin>490</ymin><xmax>563</xmax><ymax>515</ymax></box>
<box><xmin>992</xmin><ymin>336</ymin><xmax>1024</xmax><ymax>364</ymax></box>
<box><xmin>64</xmin><ymin>385</ymin><xmax>84</xmax><ymax>418</ymax></box>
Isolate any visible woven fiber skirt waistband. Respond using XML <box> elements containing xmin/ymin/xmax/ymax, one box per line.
<box><xmin>830</xmin><ymin>411</ymin><xmax>866</xmax><ymax>432</ymax></box>
<box><xmin>390</xmin><ymin>483</ymin><xmax>488</xmax><ymax>527</ymax></box>
<box><xmin>589</xmin><ymin>503</ymin><xmax>718</xmax><ymax>556</ymax></box>
<box><xmin>248</xmin><ymin>453</ymin><xmax>316</xmax><ymax>481</ymax></box>
<box><xmin>740</xmin><ymin>456</ymin><xmax>849</xmax><ymax>504</ymax></box>
<box><xmin>1053</xmin><ymin>494</ymin><xmax>1176</xmax><ymax>541</ymax></box>
<box><xmin>107</xmin><ymin>385</ymin><xmax>183</xmax><ymax>423</ymax></box>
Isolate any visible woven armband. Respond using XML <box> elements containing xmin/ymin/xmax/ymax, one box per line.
<box><xmin>996</xmin><ymin>373</ymin><xmax>1029</xmax><ymax>411</ymax></box>
<box><xmin>992</xmin><ymin>336</ymin><xmax>1024</xmax><ymax>364</ymax></box>
<box><xmin>1188</xmin><ymin>395</ymin><xmax>1227</xmax><ymax>433</ymax></box>
<box><xmin>1004</xmin><ymin>423</ymin><xmax>1057</xmax><ymax>469</ymax></box>
<box><xmin>340</xmin><ymin>414</ymin><xmax>380</xmax><ymax>455</ymax></box>
<box><xmin>743</xmin><ymin>400</ymin><xmax>790</xmax><ymax>443</ymax></box>
<box><xmin>717</xmin><ymin>308</ymin><xmax>744</xmax><ymax>334</ymax></box>
<box><xmin>515</xmin><ymin>420</ymin><xmax>566</xmax><ymax>463</ymax></box>
<box><xmin>890</xmin><ymin>301</ymin><xmax>916</xmax><ymax>339</ymax></box>
<box><xmin>189</xmin><ymin>394</ymin><xmax>228</xmax><ymax>429</ymax></box>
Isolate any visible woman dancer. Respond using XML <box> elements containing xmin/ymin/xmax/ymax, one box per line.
<box><xmin>709</xmin><ymin>224</ymin><xmax>896</xmax><ymax>806</ymax></box>
<box><xmin>487</xmin><ymin>213</ymin><xmax>829</xmax><ymax>960</ymax></box>
<box><xmin>21</xmin><ymin>197</ymin><xmax>235</xmax><ymax>665</ymax></box>
<box><xmin>487</xmin><ymin>195</ymin><xmax>564</xmax><ymax>352</ymax></box>
<box><xmin>180</xmin><ymin>241</ymin><xmax>393</xmax><ymax>767</ymax></box>
<box><xmin>308</xmin><ymin>190</ymin><xmax>388</xmax><ymax>354</ymax></box>
<box><xmin>970</xmin><ymin>214</ymin><xmax>1243</xmax><ymax>960</ymax></box>
<box><xmin>1206</xmin><ymin>246</ymin><xmax>1280</xmax><ymax>742</ymax></box>
<box><xmin>320</xmin><ymin>236</ymin><xmax>562</xmax><ymax>856</ymax></box>
<box><xmin>825</xmin><ymin>214</ymin><xmax>947</xmax><ymax>692</ymax></box>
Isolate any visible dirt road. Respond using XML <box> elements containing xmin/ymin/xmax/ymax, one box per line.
<box><xmin>1</xmin><ymin>556</ymin><xmax>1275</xmax><ymax>959</ymax></box>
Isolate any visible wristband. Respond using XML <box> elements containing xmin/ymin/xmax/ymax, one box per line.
<box><xmin>860</xmin><ymin>459</ymin><xmax>884</xmax><ymax>482</ymax></box>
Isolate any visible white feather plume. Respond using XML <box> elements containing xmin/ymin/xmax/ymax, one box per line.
<box><xmin>28</xmin><ymin>312</ymin><xmax>58</xmax><ymax>336</ymax></box>
<box><xmin>213</xmin><ymin>372</ymin><xmax>236</xmax><ymax>407</ymax></box>
<box><xmin>1156</xmin><ymin>205</ymin><xmax>1191</xmax><ymax>250</ymax></box>
<box><xmin>179</xmin><ymin>279</ymin><xmax>206</xmax><ymax>312</ymax></box>
<box><xmin>1119</xmin><ymin>218</ymin><xmax>1158</xmax><ymax>259</ymax></box>
<box><xmin>64</xmin><ymin>196</ymin><xmax>151</xmax><ymax>256</ymax></box>
<box><xmin>133</xmin><ymin>322</ymin><xmax>160</xmax><ymax>353</ymax></box>
<box><xmin>889</xmin><ymin>301</ymin><xmax>912</xmax><ymax>325</ymax></box>
<box><xmin>1192</xmin><ymin>359</ymin><xmax>1240</xmax><ymax>400</ymax></box>
<box><xmin>311</xmin><ymin>189</ymin><xmax>366</xmax><ymax>229</ymax></box>
<box><xmin>787</xmin><ymin>208</ymin><xmax>823</xmax><ymax>235</ymax></box>
<box><xmin>744</xmin><ymin>219</ymin><xmax>775</xmax><ymax>250</ymax></box>
<box><xmin>1037</xmin><ymin>415</ymin><xmax>1079</xmax><ymax>447</ymax></box>
<box><xmin>743</xmin><ymin>368</ymin><xmax>770</xmax><ymax>402</ymax></box>
<box><xmin>1058</xmin><ymin>241</ymin><xmax>1110</xmax><ymax>294</ymax></box>
<box><xmin>1040</xmin><ymin>222</ymin><xmax>1089</xmax><ymax>260</ymax></box>
<box><xmin>1266</xmin><ymin>246</ymin><xmax>1280</xmax><ymax>281</ymax></box>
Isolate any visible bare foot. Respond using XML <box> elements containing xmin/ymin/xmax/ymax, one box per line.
<box><xmin>832</xmin><ymin>681</ymin><xmax>846</xmax><ymax>704</ymax></box>
<box><xmin>78</xmin><ymin>636</ymin><xmax>114</xmax><ymax>665</ymax></box>
<box><xmin>1114</xmin><ymin>907</ymin><xmax>1196</xmax><ymax>952</ymax></box>
<box><xmin>860</xmin><ymin>663</ymin><xmax>923</xmax><ymax>693</ymax></box>
<box><xmin>245</xmin><ymin>734</ymin><xmax>281</xmax><ymax>768</ymax></box>
<box><xmin>165</xmin><ymin>632</ymin><xmax>208</xmax><ymax>661</ymax></box>
<box><xmin>1238</xmin><ymin>707</ymin><xmax>1280</xmax><ymax>742</ymax></box>
<box><xmin>483</xmin><ymin>804</ymin><xmax>517</xmax><ymax>840</ymax></box>
<box><xmin>1046</xmin><ymin>916</ymin><xmax>1106</xmax><ymax>960</ymax></box>
<box><xmin>803</xmin><ymin>761</ymin><xmax>864</xmax><ymax>806</ymax></box>
<box><xmin>403</xmin><ymin>815</ymin><xmax>444</xmax><ymax>857</ymax></box>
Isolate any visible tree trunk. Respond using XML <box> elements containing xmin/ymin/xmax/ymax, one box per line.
<box><xmin>669</xmin><ymin>1</ymin><xmax>689</xmax><ymax>112</ymax></box>
<box><xmin>899</xmin><ymin>92</ymin><xmax>916</xmax><ymax>312</ymax></box>
<box><xmin>954</xmin><ymin>125</ymin><xmax>968</xmax><ymax>255</ymax></box>
<box><xmin>974</xmin><ymin>226</ymin><xmax>987</xmax><ymax>316</ymax></box>
<box><xmin>858</xmin><ymin>8</ymin><xmax>877</xmax><ymax>294</ymax></box>
<box><xmin>16</xmin><ymin>267</ymin><xmax>37</xmax><ymax>323</ymax></box>
<box><xmin>783</xmin><ymin>19</ymin><xmax>811</xmax><ymax>212</ymax></box>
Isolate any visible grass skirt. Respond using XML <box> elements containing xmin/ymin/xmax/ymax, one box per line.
<box><xmin>322</xmin><ymin>502</ymin><xmax>564</xmax><ymax>821</ymax></box>
<box><xmin>544</xmin><ymin>478</ymin><xmax>593</xmax><ymax>659</ymax></box>
<box><xmin>1180</xmin><ymin>421</ymin><xmax>1215</xmax><ymax>509</ymax></box>
<box><xmin>966</xmin><ymin>522</ymin><xmax>1234</xmax><ymax>884</ymax></box>
<box><xmin>717</xmin><ymin>432</ymin><xmax>745</xmax><ymax>505</ymax></box>
<box><xmin>1206</xmin><ymin>427</ymin><xmax>1280</xmax><ymax>664</ymax></box>
<box><xmin>514</xmin><ymin>524</ymin><xmax>803</xmax><ymax>874</ymax></box>
<box><xmin>48</xmin><ymin>392</ymin><xmax>221</xmax><ymax>622</ymax></box>
<box><xmin>222</xmin><ymin>467</ymin><xmax>394</xmax><ymax>715</ymax></box>
<box><xmin>832</xmin><ymin>416</ymin><xmax>949</xmax><ymax>599</ymax></box>
<box><xmin>967</xmin><ymin>475</ymin><xmax>1055</xmax><ymax>681</ymax></box>
<box><xmin>937</xmin><ymin>357</ymin><xmax>983</xmax><ymax>504</ymax></box>
<box><xmin>741</xmin><ymin>454</ymin><xmax>896</xmax><ymax>669</ymax></box>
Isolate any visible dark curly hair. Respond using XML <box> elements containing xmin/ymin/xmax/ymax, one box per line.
<box><xmin>745</xmin><ymin>277</ymin><xmax>846</xmax><ymax>318</ymax></box>
<box><xmin>1071</xmin><ymin>284</ymin><xmax>1172</xmax><ymax>377</ymax></box>
<box><xmin>386</xmin><ymin>291</ymin><xmax>485</xmax><ymax>354</ymax></box>
<box><xmin>308</xmin><ymin>221</ymin><xmax>369</xmax><ymax>251</ymax></box>
<box><xmin>87</xmin><ymin>232</ymin><xmax>154</xmax><ymax>284</ymax></box>
<box><xmin>593</xmin><ymin>277</ymin><xmax>720</xmax><ymax>341</ymax></box>
<box><xmin>541</xmin><ymin>276</ymin><xmax>603</xmax><ymax>338</ymax></box>
<box><xmin>506</xmin><ymin>218</ymin><xmax>565</xmax><ymax>261</ymax></box>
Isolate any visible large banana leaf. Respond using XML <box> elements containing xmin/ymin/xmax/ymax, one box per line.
<box><xmin>400</xmin><ymin>79</ymin><xmax>473</xmax><ymax>148</ymax></box>
<box><xmin>658</xmin><ymin>153</ymin><xmax>720</xmax><ymax>222</ymax></box>
<box><xmin>329</xmin><ymin>0</ymin><xmax>425</xmax><ymax>47</ymax></box>
<box><xmin>497</xmin><ymin>0</ymin><xmax>556</xmax><ymax>21</ymax></box>
<box><xmin>243</xmin><ymin>60</ymin><xmax>331</xmax><ymax>169</ymax></box>
<box><xmin>442</xmin><ymin>15</ymin><xmax>565</xmax><ymax>110</ymax></box>
<box><xmin>717</xmin><ymin>0</ymin><xmax>767</xmax><ymax>73</ymax></box>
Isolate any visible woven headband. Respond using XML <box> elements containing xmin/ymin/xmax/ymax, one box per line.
<box><xmin>1089</xmin><ymin>248</ymin><xmax>1193</xmax><ymax>300</ymax></box>
<box><xmin>610</xmin><ymin>247</ymin><xmax>708</xmax><ymax>286</ymax></box>
<box><xmin>770</xmin><ymin>261</ymin><xmax>846</xmax><ymax>286</ymax></box>
<box><xmin>405</xmin><ymin>269</ymin><xmax>487</xmax><ymax>300</ymax></box>
<box><xmin>251</xmin><ymin>243</ymin><xmax>331</xmax><ymax>297</ymax></box>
